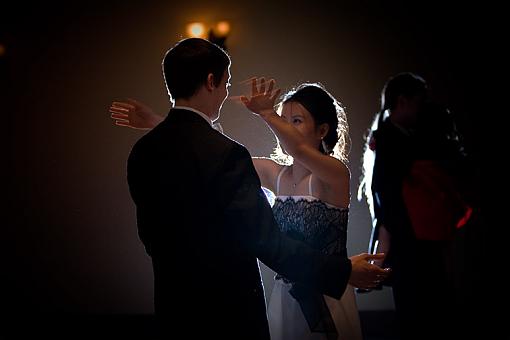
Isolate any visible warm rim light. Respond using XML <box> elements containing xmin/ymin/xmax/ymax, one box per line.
<box><xmin>186</xmin><ymin>22</ymin><xmax>206</xmax><ymax>38</ymax></box>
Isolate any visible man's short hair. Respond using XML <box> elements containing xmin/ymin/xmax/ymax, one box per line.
<box><xmin>381</xmin><ymin>72</ymin><xmax>427</xmax><ymax>111</ymax></box>
<box><xmin>162</xmin><ymin>38</ymin><xmax>231</xmax><ymax>101</ymax></box>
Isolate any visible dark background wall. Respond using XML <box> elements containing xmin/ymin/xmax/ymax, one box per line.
<box><xmin>2</xmin><ymin>0</ymin><xmax>486</xmax><ymax>335</ymax></box>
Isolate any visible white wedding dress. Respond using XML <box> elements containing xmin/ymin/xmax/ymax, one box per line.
<box><xmin>265</xmin><ymin>168</ymin><xmax>362</xmax><ymax>340</ymax></box>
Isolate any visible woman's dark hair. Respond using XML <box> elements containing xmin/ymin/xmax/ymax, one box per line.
<box><xmin>162</xmin><ymin>38</ymin><xmax>231</xmax><ymax>102</ymax></box>
<box><xmin>272</xmin><ymin>83</ymin><xmax>350</xmax><ymax>163</ymax></box>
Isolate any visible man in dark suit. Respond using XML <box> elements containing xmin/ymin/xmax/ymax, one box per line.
<box><xmin>366</xmin><ymin>72</ymin><xmax>472</xmax><ymax>339</ymax></box>
<box><xmin>127</xmin><ymin>38</ymin><xmax>387</xmax><ymax>339</ymax></box>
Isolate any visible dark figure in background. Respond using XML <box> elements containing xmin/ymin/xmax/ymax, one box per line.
<box><xmin>358</xmin><ymin>72</ymin><xmax>473</xmax><ymax>339</ymax></box>
<box><xmin>127</xmin><ymin>37</ymin><xmax>388</xmax><ymax>339</ymax></box>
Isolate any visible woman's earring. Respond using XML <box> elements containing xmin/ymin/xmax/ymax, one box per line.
<box><xmin>321</xmin><ymin>140</ymin><xmax>330</xmax><ymax>154</ymax></box>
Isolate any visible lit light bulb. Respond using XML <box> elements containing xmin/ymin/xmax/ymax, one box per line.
<box><xmin>213</xmin><ymin>21</ymin><xmax>230</xmax><ymax>37</ymax></box>
<box><xmin>186</xmin><ymin>22</ymin><xmax>206</xmax><ymax>38</ymax></box>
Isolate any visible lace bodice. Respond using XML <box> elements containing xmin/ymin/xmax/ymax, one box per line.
<box><xmin>272</xmin><ymin>196</ymin><xmax>348</xmax><ymax>256</ymax></box>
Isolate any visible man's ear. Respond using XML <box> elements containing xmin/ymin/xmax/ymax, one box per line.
<box><xmin>206</xmin><ymin>73</ymin><xmax>215</xmax><ymax>91</ymax></box>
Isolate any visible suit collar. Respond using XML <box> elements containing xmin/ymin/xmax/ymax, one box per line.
<box><xmin>166</xmin><ymin>108</ymin><xmax>226</xmax><ymax>135</ymax></box>
<box><xmin>165</xmin><ymin>107</ymin><xmax>213</xmax><ymax>129</ymax></box>
<box><xmin>173</xmin><ymin>105</ymin><xmax>212</xmax><ymax>126</ymax></box>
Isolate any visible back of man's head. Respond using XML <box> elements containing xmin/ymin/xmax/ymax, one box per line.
<box><xmin>381</xmin><ymin>72</ymin><xmax>427</xmax><ymax>111</ymax></box>
<box><xmin>162</xmin><ymin>38</ymin><xmax>231</xmax><ymax>103</ymax></box>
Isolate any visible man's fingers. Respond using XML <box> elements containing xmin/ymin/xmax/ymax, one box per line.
<box><xmin>115</xmin><ymin>120</ymin><xmax>130</xmax><ymax>127</ymax></box>
<box><xmin>110</xmin><ymin>112</ymin><xmax>129</xmax><ymax>120</ymax></box>
<box><xmin>126</xmin><ymin>98</ymin><xmax>141</xmax><ymax>106</ymax></box>
<box><xmin>109</xmin><ymin>107</ymin><xmax>128</xmax><ymax>114</ymax></box>
<box><xmin>364</xmin><ymin>253</ymin><xmax>385</xmax><ymax>260</ymax></box>
<box><xmin>111</xmin><ymin>102</ymin><xmax>134</xmax><ymax>110</ymax></box>
<box><xmin>367</xmin><ymin>264</ymin><xmax>391</xmax><ymax>275</ymax></box>
<box><xmin>372</xmin><ymin>267</ymin><xmax>391</xmax><ymax>275</ymax></box>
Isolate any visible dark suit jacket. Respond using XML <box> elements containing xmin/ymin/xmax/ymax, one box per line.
<box><xmin>127</xmin><ymin>108</ymin><xmax>351</xmax><ymax>339</ymax></box>
<box><xmin>372</xmin><ymin>119</ymin><xmax>415</xmax><ymax>247</ymax></box>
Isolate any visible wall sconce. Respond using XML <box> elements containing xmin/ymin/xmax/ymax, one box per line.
<box><xmin>186</xmin><ymin>22</ymin><xmax>207</xmax><ymax>39</ymax></box>
<box><xmin>185</xmin><ymin>21</ymin><xmax>231</xmax><ymax>50</ymax></box>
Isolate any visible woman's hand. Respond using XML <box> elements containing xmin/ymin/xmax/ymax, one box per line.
<box><xmin>240</xmin><ymin>77</ymin><xmax>281</xmax><ymax>117</ymax></box>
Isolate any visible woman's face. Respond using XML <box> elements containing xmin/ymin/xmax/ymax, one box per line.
<box><xmin>281</xmin><ymin>101</ymin><xmax>323</xmax><ymax>149</ymax></box>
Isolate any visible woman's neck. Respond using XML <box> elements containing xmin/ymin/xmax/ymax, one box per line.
<box><xmin>289</xmin><ymin>162</ymin><xmax>310</xmax><ymax>184</ymax></box>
